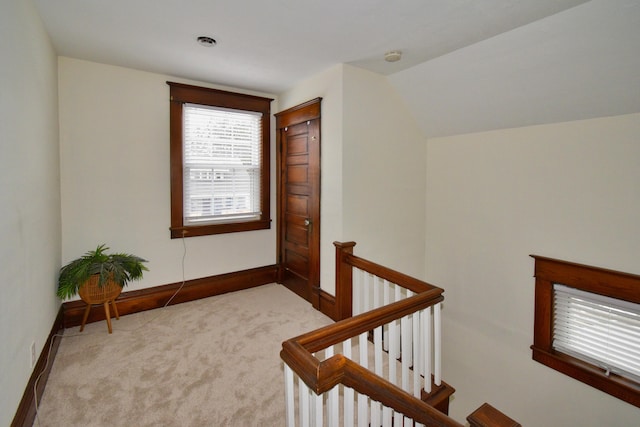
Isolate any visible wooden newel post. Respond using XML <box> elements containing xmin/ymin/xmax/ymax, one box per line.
<box><xmin>334</xmin><ymin>241</ymin><xmax>356</xmax><ymax>320</ymax></box>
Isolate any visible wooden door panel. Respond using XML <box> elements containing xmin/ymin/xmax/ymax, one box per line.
<box><xmin>286</xmin><ymin>185</ymin><xmax>309</xmax><ymax>199</ymax></box>
<box><xmin>284</xmin><ymin>213</ymin><xmax>309</xmax><ymax>230</ymax></box>
<box><xmin>286</xmin><ymin>194</ymin><xmax>309</xmax><ymax>216</ymax></box>
<box><xmin>285</xmin><ymin>225</ymin><xmax>309</xmax><ymax>247</ymax></box>
<box><xmin>287</xmin><ymin>134</ymin><xmax>309</xmax><ymax>155</ymax></box>
<box><xmin>284</xmin><ymin>248</ymin><xmax>309</xmax><ymax>274</ymax></box>
<box><xmin>287</xmin><ymin>154</ymin><xmax>309</xmax><ymax>166</ymax></box>
<box><xmin>287</xmin><ymin>166</ymin><xmax>309</xmax><ymax>185</ymax></box>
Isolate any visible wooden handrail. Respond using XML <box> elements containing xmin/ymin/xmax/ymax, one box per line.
<box><xmin>289</xmin><ymin>288</ymin><xmax>443</xmax><ymax>353</ymax></box>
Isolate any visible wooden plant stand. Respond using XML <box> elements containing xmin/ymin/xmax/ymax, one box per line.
<box><xmin>78</xmin><ymin>275</ymin><xmax>122</xmax><ymax>334</ymax></box>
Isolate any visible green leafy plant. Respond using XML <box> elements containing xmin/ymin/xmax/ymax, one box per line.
<box><xmin>57</xmin><ymin>244</ymin><xmax>149</xmax><ymax>299</ymax></box>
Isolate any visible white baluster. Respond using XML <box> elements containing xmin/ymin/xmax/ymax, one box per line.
<box><xmin>313</xmin><ymin>391</ymin><xmax>323</xmax><ymax>427</ymax></box>
<box><xmin>383</xmin><ymin>280</ymin><xmax>390</xmax><ymax>351</ymax></box>
<box><xmin>360</xmin><ymin>268</ymin><xmax>367</xmax><ymax>313</ymax></box>
<box><xmin>358</xmin><ymin>332</ymin><xmax>369</xmax><ymax>427</ymax></box>
<box><xmin>284</xmin><ymin>364</ymin><xmax>295</xmax><ymax>427</ymax></box>
<box><xmin>371</xmin><ymin>400</ymin><xmax>381</xmax><ymax>427</ymax></box>
<box><xmin>393</xmin><ymin>411</ymin><xmax>403</xmax><ymax>426</ymax></box>
<box><xmin>423</xmin><ymin>307</ymin><xmax>432</xmax><ymax>393</ymax></box>
<box><xmin>353</xmin><ymin>267</ymin><xmax>361</xmax><ymax>316</ymax></box>
<box><xmin>382</xmin><ymin>404</ymin><xmax>393</xmax><ymax>426</ymax></box>
<box><xmin>406</xmin><ymin>290</ymin><xmax>415</xmax><ymax>364</ymax></box>
<box><xmin>374</xmin><ymin>325</ymin><xmax>383</xmax><ymax>376</ymax></box>
<box><xmin>373</xmin><ymin>276</ymin><xmax>381</xmax><ymax>311</ymax></box>
<box><xmin>300</xmin><ymin>376</ymin><xmax>310</xmax><ymax>427</ymax></box>
<box><xmin>412</xmin><ymin>309</ymin><xmax>421</xmax><ymax>397</ymax></box>
<box><xmin>344</xmin><ymin>338</ymin><xmax>354</xmax><ymax>427</ymax></box>
<box><xmin>389</xmin><ymin>292</ymin><xmax>399</xmax><ymax>386</ymax></box>
<box><xmin>372</xmin><ymin>324</ymin><xmax>383</xmax><ymax>427</ymax></box>
<box><xmin>393</xmin><ymin>284</ymin><xmax>402</xmax><ymax>353</ymax></box>
<box><xmin>325</xmin><ymin>346</ymin><xmax>339</xmax><ymax>426</ymax></box>
<box><xmin>363</xmin><ymin>272</ymin><xmax>371</xmax><ymax>313</ymax></box>
<box><xmin>434</xmin><ymin>302</ymin><xmax>442</xmax><ymax>386</ymax></box>
<box><xmin>401</xmin><ymin>313</ymin><xmax>410</xmax><ymax>391</ymax></box>
<box><xmin>357</xmin><ymin>392</ymin><xmax>368</xmax><ymax>427</ymax></box>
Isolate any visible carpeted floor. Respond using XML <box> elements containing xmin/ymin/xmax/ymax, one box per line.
<box><xmin>34</xmin><ymin>283</ymin><xmax>333</xmax><ymax>427</ymax></box>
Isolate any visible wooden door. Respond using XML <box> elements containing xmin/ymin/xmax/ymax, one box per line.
<box><xmin>275</xmin><ymin>98</ymin><xmax>321</xmax><ymax>306</ymax></box>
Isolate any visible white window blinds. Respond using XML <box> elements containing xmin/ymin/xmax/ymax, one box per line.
<box><xmin>182</xmin><ymin>103</ymin><xmax>262</xmax><ymax>225</ymax></box>
<box><xmin>553</xmin><ymin>283</ymin><xmax>640</xmax><ymax>382</ymax></box>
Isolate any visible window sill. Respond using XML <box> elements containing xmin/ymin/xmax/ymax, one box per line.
<box><xmin>531</xmin><ymin>346</ymin><xmax>640</xmax><ymax>408</ymax></box>
<box><xmin>170</xmin><ymin>218</ymin><xmax>271</xmax><ymax>238</ymax></box>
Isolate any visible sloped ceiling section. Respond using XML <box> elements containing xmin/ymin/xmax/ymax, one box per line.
<box><xmin>390</xmin><ymin>0</ymin><xmax>640</xmax><ymax>137</ymax></box>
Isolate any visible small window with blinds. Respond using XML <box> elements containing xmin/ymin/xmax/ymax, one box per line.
<box><xmin>167</xmin><ymin>82</ymin><xmax>272</xmax><ymax>238</ymax></box>
<box><xmin>531</xmin><ymin>255</ymin><xmax>640</xmax><ymax>408</ymax></box>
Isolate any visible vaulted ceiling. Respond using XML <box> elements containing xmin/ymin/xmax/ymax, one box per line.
<box><xmin>34</xmin><ymin>0</ymin><xmax>640</xmax><ymax>137</ymax></box>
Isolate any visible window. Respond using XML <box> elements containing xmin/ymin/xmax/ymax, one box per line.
<box><xmin>553</xmin><ymin>284</ymin><xmax>640</xmax><ymax>382</ymax></box>
<box><xmin>167</xmin><ymin>82</ymin><xmax>272</xmax><ymax>238</ymax></box>
<box><xmin>531</xmin><ymin>255</ymin><xmax>640</xmax><ymax>408</ymax></box>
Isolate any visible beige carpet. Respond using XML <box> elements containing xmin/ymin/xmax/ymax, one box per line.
<box><xmin>34</xmin><ymin>283</ymin><xmax>333</xmax><ymax>427</ymax></box>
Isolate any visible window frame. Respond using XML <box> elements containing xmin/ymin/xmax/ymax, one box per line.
<box><xmin>167</xmin><ymin>82</ymin><xmax>272</xmax><ymax>238</ymax></box>
<box><xmin>531</xmin><ymin>255</ymin><xmax>640</xmax><ymax>408</ymax></box>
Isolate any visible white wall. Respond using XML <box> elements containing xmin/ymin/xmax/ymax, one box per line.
<box><xmin>279</xmin><ymin>64</ymin><xmax>427</xmax><ymax>294</ymax></box>
<box><xmin>0</xmin><ymin>1</ymin><xmax>61</xmax><ymax>425</ymax></box>
<box><xmin>58</xmin><ymin>57</ymin><xmax>278</xmax><ymax>295</ymax></box>
<box><xmin>342</xmin><ymin>65</ymin><xmax>427</xmax><ymax>279</ymax></box>
<box><xmin>425</xmin><ymin>113</ymin><xmax>640</xmax><ymax>426</ymax></box>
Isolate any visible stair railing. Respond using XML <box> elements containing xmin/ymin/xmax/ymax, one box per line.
<box><xmin>280</xmin><ymin>241</ymin><xmax>520</xmax><ymax>427</ymax></box>
<box><xmin>281</xmin><ymin>288</ymin><xmax>459</xmax><ymax>426</ymax></box>
<box><xmin>281</xmin><ymin>241</ymin><xmax>455</xmax><ymax>426</ymax></box>
<box><xmin>334</xmin><ymin>241</ymin><xmax>445</xmax><ymax>397</ymax></box>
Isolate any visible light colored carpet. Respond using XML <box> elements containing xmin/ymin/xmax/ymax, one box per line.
<box><xmin>34</xmin><ymin>283</ymin><xmax>333</xmax><ymax>427</ymax></box>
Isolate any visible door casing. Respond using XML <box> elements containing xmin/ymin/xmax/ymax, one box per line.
<box><xmin>275</xmin><ymin>98</ymin><xmax>322</xmax><ymax>309</ymax></box>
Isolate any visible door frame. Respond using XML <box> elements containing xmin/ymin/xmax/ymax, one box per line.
<box><xmin>275</xmin><ymin>97</ymin><xmax>322</xmax><ymax>309</ymax></box>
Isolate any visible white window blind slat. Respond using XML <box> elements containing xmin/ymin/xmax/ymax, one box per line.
<box><xmin>183</xmin><ymin>103</ymin><xmax>262</xmax><ymax>225</ymax></box>
<box><xmin>553</xmin><ymin>284</ymin><xmax>640</xmax><ymax>382</ymax></box>
<box><xmin>556</xmin><ymin>307</ymin><xmax>640</xmax><ymax>338</ymax></box>
<box><xmin>555</xmin><ymin>328</ymin><xmax>640</xmax><ymax>360</ymax></box>
<box><xmin>554</xmin><ymin>330</ymin><xmax>640</xmax><ymax>369</ymax></box>
<box><xmin>555</xmin><ymin>319</ymin><xmax>640</xmax><ymax>344</ymax></box>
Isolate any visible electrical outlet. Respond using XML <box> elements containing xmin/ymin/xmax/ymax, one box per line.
<box><xmin>30</xmin><ymin>341</ymin><xmax>36</xmax><ymax>368</ymax></box>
